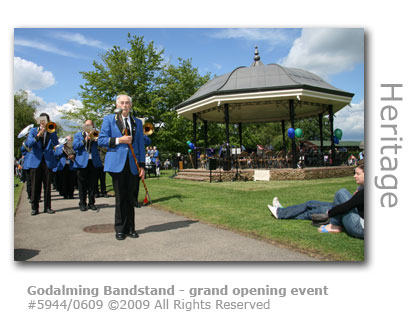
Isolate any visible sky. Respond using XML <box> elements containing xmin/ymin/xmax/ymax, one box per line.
<box><xmin>14</xmin><ymin>28</ymin><xmax>364</xmax><ymax>140</ymax></box>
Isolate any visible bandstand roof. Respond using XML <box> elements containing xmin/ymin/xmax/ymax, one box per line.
<box><xmin>176</xmin><ymin>47</ymin><xmax>354</xmax><ymax>123</ymax></box>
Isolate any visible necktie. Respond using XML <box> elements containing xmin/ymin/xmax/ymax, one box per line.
<box><xmin>125</xmin><ymin>117</ymin><xmax>131</xmax><ymax>137</ymax></box>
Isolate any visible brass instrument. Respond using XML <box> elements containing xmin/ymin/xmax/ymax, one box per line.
<box><xmin>143</xmin><ymin>122</ymin><xmax>154</xmax><ymax>136</ymax></box>
<box><xmin>63</xmin><ymin>140</ymin><xmax>76</xmax><ymax>158</ymax></box>
<box><xmin>58</xmin><ymin>137</ymin><xmax>75</xmax><ymax>158</ymax></box>
<box><xmin>89</xmin><ymin>130</ymin><xmax>99</xmax><ymax>141</ymax></box>
<box><xmin>46</xmin><ymin>121</ymin><xmax>57</xmax><ymax>133</ymax></box>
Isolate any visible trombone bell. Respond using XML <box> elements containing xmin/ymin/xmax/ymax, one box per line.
<box><xmin>46</xmin><ymin>122</ymin><xmax>57</xmax><ymax>133</ymax></box>
<box><xmin>143</xmin><ymin>123</ymin><xmax>154</xmax><ymax>135</ymax></box>
<box><xmin>90</xmin><ymin>130</ymin><xmax>99</xmax><ymax>141</ymax></box>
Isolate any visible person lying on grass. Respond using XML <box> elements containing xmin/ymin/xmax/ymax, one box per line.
<box><xmin>268</xmin><ymin>163</ymin><xmax>364</xmax><ymax>239</ymax></box>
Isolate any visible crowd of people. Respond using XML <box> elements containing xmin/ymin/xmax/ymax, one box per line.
<box><xmin>16</xmin><ymin>95</ymin><xmax>150</xmax><ymax>241</ymax></box>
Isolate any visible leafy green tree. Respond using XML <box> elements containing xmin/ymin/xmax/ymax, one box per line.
<box><xmin>14</xmin><ymin>90</ymin><xmax>37</xmax><ymax>158</ymax></box>
<box><xmin>61</xmin><ymin>34</ymin><xmax>164</xmax><ymax>128</ymax></box>
<box><xmin>154</xmin><ymin>58</ymin><xmax>210</xmax><ymax>155</ymax></box>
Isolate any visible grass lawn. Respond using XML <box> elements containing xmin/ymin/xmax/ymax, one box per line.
<box><xmin>14</xmin><ymin>176</ymin><xmax>24</xmax><ymax>214</ymax></box>
<box><xmin>126</xmin><ymin>170</ymin><xmax>364</xmax><ymax>261</ymax></box>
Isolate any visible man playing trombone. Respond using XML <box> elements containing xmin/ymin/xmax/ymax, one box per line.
<box><xmin>98</xmin><ymin>95</ymin><xmax>145</xmax><ymax>240</ymax></box>
<box><xmin>25</xmin><ymin>113</ymin><xmax>59</xmax><ymax>215</ymax></box>
<box><xmin>73</xmin><ymin>120</ymin><xmax>102</xmax><ymax>211</ymax></box>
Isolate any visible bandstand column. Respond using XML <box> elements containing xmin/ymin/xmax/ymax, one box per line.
<box><xmin>238</xmin><ymin>122</ymin><xmax>242</xmax><ymax>150</ymax></box>
<box><xmin>289</xmin><ymin>99</ymin><xmax>297</xmax><ymax>169</ymax></box>
<box><xmin>281</xmin><ymin>120</ymin><xmax>286</xmax><ymax>153</ymax></box>
<box><xmin>203</xmin><ymin>120</ymin><xmax>208</xmax><ymax>149</ymax></box>
<box><xmin>193</xmin><ymin>113</ymin><xmax>198</xmax><ymax>169</ymax></box>
<box><xmin>318</xmin><ymin>113</ymin><xmax>324</xmax><ymax>164</ymax></box>
<box><xmin>328</xmin><ymin>105</ymin><xmax>335</xmax><ymax>166</ymax></box>
<box><xmin>224</xmin><ymin>104</ymin><xmax>231</xmax><ymax>169</ymax></box>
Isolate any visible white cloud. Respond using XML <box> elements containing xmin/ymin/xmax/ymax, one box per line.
<box><xmin>14</xmin><ymin>39</ymin><xmax>81</xmax><ymax>58</ymax></box>
<box><xmin>209</xmin><ymin>28</ymin><xmax>295</xmax><ymax>47</ymax></box>
<box><xmin>334</xmin><ymin>100</ymin><xmax>364</xmax><ymax>141</ymax></box>
<box><xmin>281</xmin><ymin>28</ymin><xmax>364</xmax><ymax>79</ymax></box>
<box><xmin>23</xmin><ymin>91</ymin><xmax>82</xmax><ymax>131</ymax></box>
<box><xmin>14</xmin><ymin>57</ymin><xmax>55</xmax><ymax>91</ymax></box>
<box><xmin>51</xmin><ymin>32</ymin><xmax>110</xmax><ymax>50</ymax></box>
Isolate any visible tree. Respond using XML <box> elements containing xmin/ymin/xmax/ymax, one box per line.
<box><xmin>61</xmin><ymin>34</ymin><xmax>164</xmax><ymax>129</ymax></box>
<box><xmin>14</xmin><ymin>90</ymin><xmax>37</xmax><ymax>158</ymax></box>
<box><xmin>154</xmin><ymin>58</ymin><xmax>210</xmax><ymax>155</ymax></box>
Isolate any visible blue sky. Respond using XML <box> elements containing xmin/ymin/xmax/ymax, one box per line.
<box><xmin>14</xmin><ymin>28</ymin><xmax>364</xmax><ymax>140</ymax></box>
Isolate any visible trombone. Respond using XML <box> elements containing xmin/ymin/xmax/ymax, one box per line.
<box><xmin>89</xmin><ymin>129</ymin><xmax>99</xmax><ymax>141</ymax></box>
<box><xmin>46</xmin><ymin>121</ymin><xmax>57</xmax><ymax>133</ymax></box>
<box><xmin>143</xmin><ymin>123</ymin><xmax>154</xmax><ymax>136</ymax></box>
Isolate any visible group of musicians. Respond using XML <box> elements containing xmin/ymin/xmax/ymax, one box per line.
<box><xmin>19</xmin><ymin>95</ymin><xmax>147</xmax><ymax>241</ymax></box>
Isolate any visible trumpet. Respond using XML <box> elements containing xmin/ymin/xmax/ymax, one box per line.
<box><xmin>143</xmin><ymin>122</ymin><xmax>154</xmax><ymax>136</ymax></box>
<box><xmin>46</xmin><ymin>121</ymin><xmax>57</xmax><ymax>133</ymax></box>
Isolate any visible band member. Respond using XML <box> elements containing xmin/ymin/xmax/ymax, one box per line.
<box><xmin>95</xmin><ymin>146</ymin><xmax>109</xmax><ymax>198</ymax></box>
<box><xmin>98</xmin><ymin>94</ymin><xmax>145</xmax><ymax>240</ymax></box>
<box><xmin>55</xmin><ymin>136</ymin><xmax>76</xmax><ymax>199</ymax></box>
<box><xmin>73</xmin><ymin>120</ymin><xmax>102</xmax><ymax>211</ymax></box>
<box><xmin>25</xmin><ymin>113</ymin><xmax>58</xmax><ymax>215</ymax></box>
<box><xmin>20</xmin><ymin>140</ymin><xmax>33</xmax><ymax>200</ymax></box>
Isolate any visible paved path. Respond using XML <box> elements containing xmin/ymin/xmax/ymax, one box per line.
<box><xmin>14</xmin><ymin>186</ymin><xmax>319</xmax><ymax>262</ymax></box>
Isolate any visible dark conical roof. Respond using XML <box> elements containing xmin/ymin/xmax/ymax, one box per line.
<box><xmin>176</xmin><ymin>48</ymin><xmax>354</xmax><ymax>123</ymax></box>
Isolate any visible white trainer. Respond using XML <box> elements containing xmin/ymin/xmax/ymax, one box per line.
<box><xmin>268</xmin><ymin>204</ymin><xmax>278</xmax><ymax>219</ymax></box>
<box><xmin>272</xmin><ymin>197</ymin><xmax>283</xmax><ymax>208</ymax></box>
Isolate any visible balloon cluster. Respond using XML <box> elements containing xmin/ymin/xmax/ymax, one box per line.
<box><xmin>333</xmin><ymin>128</ymin><xmax>343</xmax><ymax>144</ymax></box>
<box><xmin>187</xmin><ymin>140</ymin><xmax>196</xmax><ymax>153</ymax></box>
<box><xmin>287</xmin><ymin>128</ymin><xmax>303</xmax><ymax>139</ymax></box>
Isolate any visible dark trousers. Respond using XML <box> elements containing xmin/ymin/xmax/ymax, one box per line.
<box><xmin>61</xmin><ymin>164</ymin><xmax>75</xmax><ymax>197</ymax></box>
<box><xmin>30</xmin><ymin>158</ymin><xmax>52</xmax><ymax>210</ymax></box>
<box><xmin>110</xmin><ymin>158</ymin><xmax>137</xmax><ymax>234</ymax></box>
<box><xmin>77</xmin><ymin>160</ymin><xmax>98</xmax><ymax>206</ymax></box>
<box><xmin>96</xmin><ymin>166</ymin><xmax>107</xmax><ymax>195</ymax></box>
<box><xmin>23</xmin><ymin>169</ymin><xmax>31</xmax><ymax>199</ymax></box>
<box><xmin>133</xmin><ymin>176</ymin><xmax>140</xmax><ymax>203</ymax></box>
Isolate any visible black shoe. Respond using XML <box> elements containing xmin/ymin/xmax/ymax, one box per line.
<box><xmin>80</xmin><ymin>205</ymin><xmax>88</xmax><ymax>212</ymax></box>
<box><xmin>134</xmin><ymin>201</ymin><xmax>141</xmax><ymax>208</ymax></box>
<box><xmin>96</xmin><ymin>193</ymin><xmax>101</xmax><ymax>198</ymax></box>
<box><xmin>127</xmin><ymin>231</ymin><xmax>139</xmax><ymax>238</ymax></box>
<box><xmin>68</xmin><ymin>195</ymin><xmax>74</xmax><ymax>199</ymax></box>
<box><xmin>103</xmin><ymin>193</ymin><xmax>109</xmax><ymax>198</ymax></box>
<box><xmin>88</xmin><ymin>204</ymin><xmax>97</xmax><ymax>211</ymax></box>
<box><xmin>115</xmin><ymin>233</ymin><xmax>126</xmax><ymax>240</ymax></box>
<box><xmin>31</xmin><ymin>209</ymin><xmax>39</xmax><ymax>216</ymax></box>
<box><xmin>44</xmin><ymin>208</ymin><xmax>55</xmax><ymax>214</ymax></box>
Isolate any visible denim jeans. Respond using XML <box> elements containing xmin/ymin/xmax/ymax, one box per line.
<box><xmin>329</xmin><ymin>188</ymin><xmax>364</xmax><ymax>239</ymax></box>
<box><xmin>277</xmin><ymin>200</ymin><xmax>332</xmax><ymax>220</ymax></box>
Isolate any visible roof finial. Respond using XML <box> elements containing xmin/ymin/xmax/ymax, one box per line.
<box><xmin>251</xmin><ymin>46</ymin><xmax>264</xmax><ymax>67</ymax></box>
<box><xmin>254</xmin><ymin>46</ymin><xmax>260</xmax><ymax>62</ymax></box>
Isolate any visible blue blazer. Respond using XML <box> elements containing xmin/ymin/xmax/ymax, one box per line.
<box><xmin>20</xmin><ymin>143</ymin><xmax>33</xmax><ymax>170</ymax></box>
<box><xmin>54</xmin><ymin>144</ymin><xmax>75</xmax><ymax>171</ymax></box>
<box><xmin>73</xmin><ymin>131</ymin><xmax>102</xmax><ymax>169</ymax></box>
<box><xmin>25</xmin><ymin>127</ymin><xmax>58</xmax><ymax>169</ymax></box>
<box><xmin>98</xmin><ymin>113</ymin><xmax>145</xmax><ymax>175</ymax></box>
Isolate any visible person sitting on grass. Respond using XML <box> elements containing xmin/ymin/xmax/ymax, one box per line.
<box><xmin>268</xmin><ymin>163</ymin><xmax>364</xmax><ymax>239</ymax></box>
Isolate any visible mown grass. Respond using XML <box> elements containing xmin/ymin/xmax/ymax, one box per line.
<box><xmin>14</xmin><ymin>176</ymin><xmax>24</xmax><ymax>214</ymax></box>
<box><xmin>133</xmin><ymin>170</ymin><xmax>364</xmax><ymax>261</ymax></box>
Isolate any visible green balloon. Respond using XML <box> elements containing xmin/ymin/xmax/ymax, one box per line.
<box><xmin>334</xmin><ymin>129</ymin><xmax>343</xmax><ymax>140</ymax></box>
<box><xmin>188</xmin><ymin>149</ymin><xmax>192</xmax><ymax>153</ymax></box>
<box><xmin>295</xmin><ymin>128</ymin><xmax>303</xmax><ymax>138</ymax></box>
<box><xmin>187</xmin><ymin>140</ymin><xmax>191</xmax><ymax>145</ymax></box>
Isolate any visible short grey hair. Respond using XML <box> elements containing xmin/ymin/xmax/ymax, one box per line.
<box><xmin>116</xmin><ymin>94</ymin><xmax>132</xmax><ymax>104</ymax></box>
